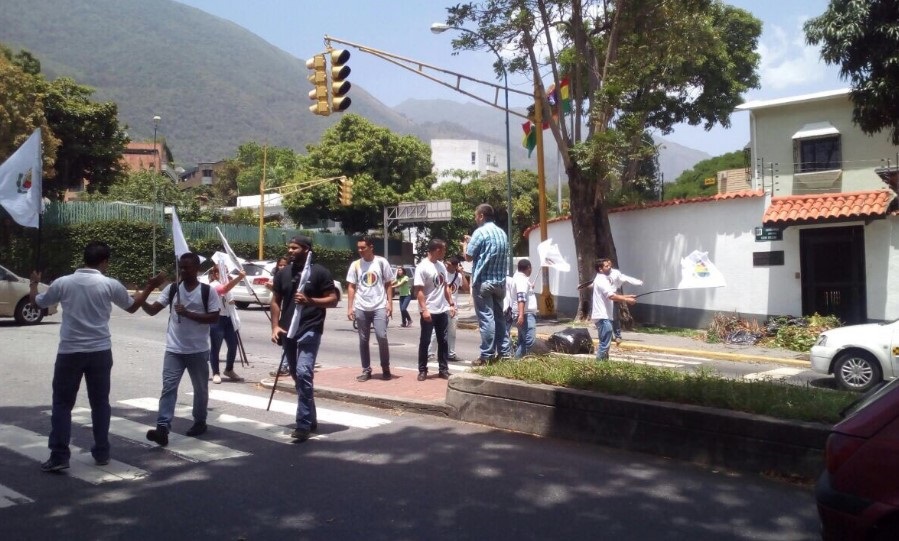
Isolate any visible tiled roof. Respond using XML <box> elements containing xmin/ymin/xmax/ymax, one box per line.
<box><xmin>762</xmin><ymin>190</ymin><xmax>896</xmax><ymax>226</ymax></box>
<box><xmin>521</xmin><ymin>190</ymin><xmax>765</xmax><ymax>237</ymax></box>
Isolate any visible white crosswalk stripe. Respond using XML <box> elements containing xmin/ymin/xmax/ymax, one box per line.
<box><xmin>0</xmin><ymin>424</ymin><xmax>149</xmax><ymax>484</ymax></box>
<box><xmin>69</xmin><ymin>408</ymin><xmax>250</xmax><ymax>463</ymax></box>
<box><xmin>207</xmin><ymin>389</ymin><xmax>391</xmax><ymax>429</ymax></box>
<box><xmin>119</xmin><ymin>398</ymin><xmax>295</xmax><ymax>444</ymax></box>
<box><xmin>742</xmin><ymin>367</ymin><xmax>805</xmax><ymax>381</ymax></box>
<box><xmin>0</xmin><ymin>483</ymin><xmax>34</xmax><ymax>508</ymax></box>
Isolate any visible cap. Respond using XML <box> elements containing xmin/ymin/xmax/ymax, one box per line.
<box><xmin>289</xmin><ymin>235</ymin><xmax>313</xmax><ymax>248</ymax></box>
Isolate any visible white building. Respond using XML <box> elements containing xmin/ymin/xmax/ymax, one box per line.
<box><xmin>431</xmin><ymin>139</ymin><xmax>506</xmax><ymax>184</ymax></box>
<box><xmin>527</xmin><ymin>89</ymin><xmax>899</xmax><ymax>327</ymax></box>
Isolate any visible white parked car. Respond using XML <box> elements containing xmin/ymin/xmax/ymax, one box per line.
<box><xmin>810</xmin><ymin>321</ymin><xmax>899</xmax><ymax>392</ymax></box>
<box><xmin>200</xmin><ymin>261</ymin><xmax>273</xmax><ymax>309</ymax></box>
<box><xmin>0</xmin><ymin>263</ymin><xmax>58</xmax><ymax>325</ymax></box>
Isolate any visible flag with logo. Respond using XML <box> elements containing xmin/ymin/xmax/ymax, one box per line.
<box><xmin>677</xmin><ymin>250</ymin><xmax>726</xmax><ymax>289</ymax></box>
<box><xmin>0</xmin><ymin>129</ymin><xmax>42</xmax><ymax>228</ymax></box>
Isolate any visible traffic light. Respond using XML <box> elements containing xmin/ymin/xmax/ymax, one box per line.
<box><xmin>329</xmin><ymin>49</ymin><xmax>351</xmax><ymax>113</ymax></box>
<box><xmin>306</xmin><ymin>54</ymin><xmax>330</xmax><ymax>116</ymax></box>
<box><xmin>338</xmin><ymin>177</ymin><xmax>353</xmax><ymax>205</ymax></box>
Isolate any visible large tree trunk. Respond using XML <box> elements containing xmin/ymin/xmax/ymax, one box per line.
<box><xmin>567</xmin><ymin>165</ymin><xmax>617</xmax><ymax>320</ymax></box>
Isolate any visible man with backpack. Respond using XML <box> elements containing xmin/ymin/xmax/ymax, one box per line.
<box><xmin>141</xmin><ymin>252</ymin><xmax>221</xmax><ymax>445</ymax></box>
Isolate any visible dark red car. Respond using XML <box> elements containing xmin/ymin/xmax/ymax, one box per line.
<box><xmin>816</xmin><ymin>377</ymin><xmax>899</xmax><ymax>539</ymax></box>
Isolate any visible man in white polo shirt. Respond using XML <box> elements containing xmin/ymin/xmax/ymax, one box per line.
<box><xmin>141</xmin><ymin>252</ymin><xmax>221</xmax><ymax>446</ymax></box>
<box><xmin>30</xmin><ymin>241</ymin><xmax>165</xmax><ymax>472</ymax></box>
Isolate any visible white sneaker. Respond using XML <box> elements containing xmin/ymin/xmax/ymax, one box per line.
<box><xmin>212</xmin><ymin>374</ymin><xmax>222</xmax><ymax>384</ymax></box>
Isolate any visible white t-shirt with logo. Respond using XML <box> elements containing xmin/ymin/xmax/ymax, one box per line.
<box><xmin>157</xmin><ymin>282</ymin><xmax>221</xmax><ymax>354</ymax></box>
<box><xmin>346</xmin><ymin>256</ymin><xmax>394</xmax><ymax>311</ymax></box>
<box><xmin>414</xmin><ymin>259</ymin><xmax>450</xmax><ymax>314</ymax></box>
<box><xmin>446</xmin><ymin>270</ymin><xmax>462</xmax><ymax>305</ymax></box>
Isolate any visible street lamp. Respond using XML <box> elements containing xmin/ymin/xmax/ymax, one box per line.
<box><xmin>431</xmin><ymin>22</ymin><xmax>514</xmax><ymax>276</ymax></box>
<box><xmin>152</xmin><ymin>115</ymin><xmax>161</xmax><ymax>275</ymax></box>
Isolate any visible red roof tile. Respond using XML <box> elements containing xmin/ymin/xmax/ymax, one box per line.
<box><xmin>762</xmin><ymin>190</ymin><xmax>895</xmax><ymax>226</ymax></box>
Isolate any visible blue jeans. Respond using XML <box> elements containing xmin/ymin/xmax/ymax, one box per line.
<box><xmin>209</xmin><ymin>315</ymin><xmax>237</xmax><ymax>374</ymax></box>
<box><xmin>515</xmin><ymin>313</ymin><xmax>537</xmax><ymax>358</ymax></box>
<box><xmin>595</xmin><ymin>319</ymin><xmax>614</xmax><ymax>360</ymax></box>
<box><xmin>419</xmin><ymin>311</ymin><xmax>449</xmax><ymax>373</ymax></box>
<box><xmin>48</xmin><ymin>350</ymin><xmax>113</xmax><ymax>462</ymax></box>
<box><xmin>355</xmin><ymin>308</ymin><xmax>390</xmax><ymax>372</ymax></box>
<box><xmin>399</xmin><ymin>295</ymin><xmax>412</xmax><ymax>325</ymax></box>
<box><xmin>156</xmin><ymin>351</ymin><xmax>209</xmax><ymax>430</ymax></box>
<box><xmin>283</xmin><ymin>332</ymin><xmax>321</xmax><ymax>431</ymax></box>
<box><xmin>473</xmin><ymin>281</ymin><xmax>508</xmax><ymax>360</ymax></box>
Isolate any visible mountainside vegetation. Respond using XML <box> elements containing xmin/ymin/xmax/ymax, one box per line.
<box><xmin>665</xmin><ymin>151</ymin><xmax>748</xmax><ymax>200</ymax></box>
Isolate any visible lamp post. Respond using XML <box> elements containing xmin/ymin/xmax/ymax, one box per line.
<box><xmin>431</xmin><ymin>22</ymin><xmax>514</xmax><ymax>275</ymax></box>
<box><xmin>152</xmin><ymin>115</ymin><xmax>161</xmax><ymax>275</ymax></box>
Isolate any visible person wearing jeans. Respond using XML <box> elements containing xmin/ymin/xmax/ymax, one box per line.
<box><xmin>141</xmin><ymin>252</ymin><xmax>221</xmax><ymax>445</ymax></box>
<box><xmin>591</xmin><ymin>258</ymin><xmax>637</xmax><ymax>360</ymax></box>
<box><xmin>415</xmin><ymin>239</ymin><xmax>456</xmax><ymax>380</ymax></box>
<box><xmin>346</xmin><ymin>236</ymin><xmax>395</xmax><ymax>381</ymax></box>
<box><xmin>511</xmin><ymin>259</ymin><xmax>538</xmax><ymax>358</ymax></box>
<box><xmin>30</xmin><ymin>241</ymin><xmax>164</xmax><ymax>472</ymax></box>
<box><xmin>208</xmin><ymin>266</ymin><xmax>246</xmax><ymax>383</ymax></box>
<box><xmin>463</xmin><ymin>204</ymin><xmax>510</xmax><ymax>365</ymax></box>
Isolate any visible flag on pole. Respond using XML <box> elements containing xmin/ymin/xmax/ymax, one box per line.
<box><xmin>559</xmin><ymin>76</ymin><xmax>571</xmax><ymax>114</ymax></box>
<box><xmin>211</xmin><ymin>251</ymin><xmax>241</xmax><ymax>331</ymax></box>
<box><xmin>0</xmin><ymin>128</ymin><xmax>42</xmax><ymax>228</ymax></box>
<box><xmin>171</xmin><ymin>207</ymin><xmax>191</xmax><ymax>258</ymax></box>
<box><xmin>677</xmin><ymin>250</ymin><xmax>727</xmax><ymax>289</ymax></box>
<box><xmin>215</xmin><ymin>226</ymin><xmax>253</xmax><ymax>296</ymax></box>
<box><xmin>521</xmin><ymin>121</ymin><xmax>537</xmax><ymax>157</ymax></box>
<box><xmin>537</xmin><ymin>238</ymin><xmax>571</xmax><ymax>272</ymax></box>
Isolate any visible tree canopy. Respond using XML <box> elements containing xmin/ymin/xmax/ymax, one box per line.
<box><xmin>445</xmin><ymin>0</ymin><xmax>761</xmax><ymax>316</ymax></box>
<box><xmin>664</xmin><ymin>150</ymin><xmax>747</xmax><ymax>200</ymax></box>
<box><xmin>805</xmin><ymin>0</ymin><xmax>899</xmax><ymax>144</ymax></box>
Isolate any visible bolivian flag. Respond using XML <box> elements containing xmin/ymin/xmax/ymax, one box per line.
<box><xmin>521</xmin><ymin>121</ymin><xmax>536</xmax><ymax>157</ymax></box>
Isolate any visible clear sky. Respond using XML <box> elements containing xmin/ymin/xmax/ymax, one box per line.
<box><xmin>174</xmin><ymin>0</ymin><xmax>844</xmax><ymax>157</ymax></box>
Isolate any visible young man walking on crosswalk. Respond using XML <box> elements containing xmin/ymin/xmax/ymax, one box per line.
<box><xmin>30</xmin><ymin>241</ymin><xmax>165</xmax><ymax>471</ymax></box>
<box><xmin>141</xmin><ymin>252</ymin><xmax>221</xmax><ymax>446</ymax></box>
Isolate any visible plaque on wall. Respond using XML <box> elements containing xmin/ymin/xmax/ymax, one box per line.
<box><xmin>753</xmin><ymin>251</ymin><xmax>785</xmax><ymax>266</ymax></box>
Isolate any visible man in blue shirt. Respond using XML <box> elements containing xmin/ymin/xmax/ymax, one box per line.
<box><xmin>463</xmin><ymin>203</ymin><xmax>511</xmax><ymax>364</ymax></box>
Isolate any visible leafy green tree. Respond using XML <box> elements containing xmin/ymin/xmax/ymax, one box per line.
<box><xmin>294</xmin><ymin>114</ymin><xmax>433</xmax><ymax>234</ymax></box>
<box><xmin>664</xmin><ymin>150</ymin><xmax>747</xmax><ymax>200</ymax></box>
<box><xmin>805</xmin><ymin>0</ymin><xmax>899</xmax><ymax>143</ymax></box>
<box><xmin>44</xmin><ymin>77</ymin><xmax>129</xmax><ymax>195</ymax></box>
<box><xmin>445</xmin><ymin>1</ymin><xmax>761</xmax><ymax>316</ymax></box>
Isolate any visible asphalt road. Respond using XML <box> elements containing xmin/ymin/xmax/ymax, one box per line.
<box><xmin>0</xmin><ymin>302</ymin><xmax>825</xmax><ymax>540</ymax></box>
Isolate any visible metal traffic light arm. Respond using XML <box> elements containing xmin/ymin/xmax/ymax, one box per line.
<box><xmin>323</xmin><ymin>35</ymin><xmax>530</xmax><ymax>120</ymax></box>
<box><xmin>263</xmin><ymin>175</ymin><xmax>347</xmax><ymax>198</ymax></box>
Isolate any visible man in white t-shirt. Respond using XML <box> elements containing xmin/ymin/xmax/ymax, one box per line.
<box><xmin>428</xmin><ymin>255</ymin><xmax>467</xmax><ymax>362</ymax></box>
<box><xmin>346</xmin><ymin>236</ymin><xmax>395</xmax><ymax>381</ymax></box>
<box><xmin>414</xmin><ymin>239</ymin><xmax>456</xmax><ymax>381</ymax></box>
<box><xmin>608</xmin><ymin>266</ymin><xmax>643</xmax><ymax>344</ymax></box>
<box><xmin>141</xmin><ymin>252</ymin><xmax>221</xmax><ymax>445</ymax></box>
<box><xmin>30</xmin><ymin>241</ymin><xmax>165</xmax><ymax>472</ymax></box>
<box><xmin>510</xmin><ymin>259</ymin><xmax>539</xmax><ymax>358</ymax></box>
<box><xmin>592</xmin><ymin>258</ymin><xmax>637</xmax><ymax>360</ymax></box>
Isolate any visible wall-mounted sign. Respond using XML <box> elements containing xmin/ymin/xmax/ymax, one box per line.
<box><xmin>754</xmin><ymin>226</ymin><xmax>782</xmax><ymax>242</ymax></box>
<box><xmin>703</xmin><ymin>177</ymin><xmax>716</xmax><ymax>186</ymax></box>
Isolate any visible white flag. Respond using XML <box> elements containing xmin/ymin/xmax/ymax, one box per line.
<box><xmin>210</xmin><ymin>252</ymin><xmax>241</xmax><ymax>331</ymax></box>
<box><xmin>537</xmin><ymin>238</ymin><xmax>571</xmax><ymax>272</ymax></box>
<box><xmin>677</xmin><ymin>250</ymin><xmax>726</xmax><ymax>289</ymax></box>
<box><xmin>215</xmin><ymin>226</ymin><xmax>252</xmax><ymax>295</ymax></box>
<box><xmin>0</xmin><ymin>129</ymin><xmax>42</xmax><ymax>228</ymax></box>
<box><xmin>171</xmin><ymin>208</ymin><xmax>206</xmax><ymax>263</ymax></box>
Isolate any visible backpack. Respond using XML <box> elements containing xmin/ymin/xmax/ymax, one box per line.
<box><xmin>167</xmin><ymin>282</ymin><xmax>211</xmax><ymax>313</ymax></box>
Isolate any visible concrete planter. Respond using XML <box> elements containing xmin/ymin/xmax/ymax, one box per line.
<box><xmin>446</xmin><ymin>373</ymin><xmax>830</xmax><ymax>479</ymax></box>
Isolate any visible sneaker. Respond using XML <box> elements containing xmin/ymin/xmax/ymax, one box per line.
<box><xmin>146</xmin><ymin>426</ymin><xmax>169</xmax><ymax>447</ymax></box>
<box><xmin>447</xmin><ymin>355</ymin><xmax>458</xmax><ymax>362</ymax></box>
<box><xmin>471</xmin><ymin>358</ymin><xmax>489</xmax><ymax>367</ymax></box>
<box><xmin>417</xmin><ymin>371</ymin><xmax>427</xmax><ymax>381</ymax></box>
<box><xmin>356</xmin><ymin>371</ymin><xmax>371</xmax><ymax>382</ymax></box>
<box><xmin>382</xmin><ymin>368</ymin><xmax>391</xmax><ymax>380</ymax></box>
<box><xmin>438</xmin><ymin>370</ymin><xmax>451</xmax><ymax>379</ymax></box>
<box><xmin>223</xmin><ymin>369</ymin><xmax>243</xmax><ymax>381</ymax></box>
<box><xmin>212</xmin><ymin>373</ymin><xmax>222</xmax><ymax>384</ymax></box>
<box><xmin>40</xmin><ymin>458</ymin><xmax>70</xmax><ymax>472</ymax></box>
<box><xmin>290</xmin><ymin>429</ymin><xmax>311</xmax><ymax>442</ymax></box>
<box><xmin>185</xmin><ymin>421</ymin><xmax>207</xmax><ymax>437</ymax></box>
<box><xmin>94</xmin><ymin>457</ymin><xmax>110</xmax><ymax>466</ymax></box>
<box><xmin>269</xmin><ymin>369</ymin><xmax>290</xmax><ymax>377</ymax></box>
<box><xmin>427</xmin><ymin>355</ymin><xmax>436</xmax><ymax>362</ymax></box>
<box><xmin>614</xmin><ymin>337</ymin><xmax>622</xmax><ymax>345</ymax></box>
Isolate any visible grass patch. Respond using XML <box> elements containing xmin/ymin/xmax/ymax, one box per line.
<box><xmin>634</xmin><ymin>324</ymin><xmax>705</xmax><ymax>340</ymax></box>
<box><xmin>474</xmin><ymin>356</ymin><xmax>856</xmax><ymax>424</ymax></box>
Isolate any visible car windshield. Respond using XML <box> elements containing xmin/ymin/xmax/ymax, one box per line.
<box><xmin>841</xmin><ymin>377</ymin><xmax>899</xmax><ymax>419</ymax></box>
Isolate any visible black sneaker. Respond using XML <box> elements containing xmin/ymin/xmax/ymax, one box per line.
<box><xmin>40</xmin><ymin>458</ymin><xmax>69</xmax><ymax>472</ymax></box>
<box><xmin>94</xmin><ymin>457</ymin><xmax>110</xmax><ymax>466</ymax></box>
<box><xmin>356</xmin><ymin>371</ymin><xmax>372</xmax><ymax>382</ymax></box>
<box><xmin>382</xmin><ymin>368</ymin><xmax>391</xmax><ymax>380</ymax></box>
<box><xmin>185</xmin><ymin>421</ymin><xmax>207</xmax><ymax>437</ymax></box>
<box><xmin>417</xmin><ymin>371</ymin><xmax>427</xmax><ymax>381</ymax></box>
<box><xmin>290</xmin><ymin>429</ymin><xmax>311</xmax><ymax>442</ymax></box>
<box><xmin>438</xmin><ymin>370</ymin><xmax>451</xmax><ymax>380</ymax></box>
<box><xmin>146</xmin><ymin>426</ymin><xmax>169</xmax><ymax>447</ymax></box>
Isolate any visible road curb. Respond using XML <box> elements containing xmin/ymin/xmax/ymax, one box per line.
<box><xmin>614</xmin><ymin>342</ymin><xmax>810</xmax><ymax>367</ymax></box>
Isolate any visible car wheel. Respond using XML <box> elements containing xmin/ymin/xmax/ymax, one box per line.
<box><xmin>234</xmin><ymin>301</ymin><xmax>250</xmax><ymax>310</ymax></box>
<box><xmin>14</xmin><ymin>297</ymin><xmax>44</xmax><ymax>325</ymax></box>
<box><xmin>834</xmin><ymin>350</ymin><xmax>883</xmax><ymax>392</ymax></box>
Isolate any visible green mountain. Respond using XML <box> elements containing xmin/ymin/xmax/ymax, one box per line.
<box><xmin>0</xmin><ymin>0</ymin><xmax>446</xmax><ymax>165</ymax></box>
